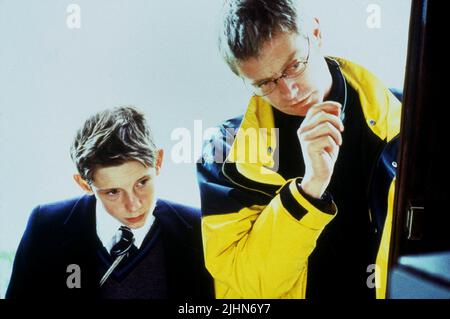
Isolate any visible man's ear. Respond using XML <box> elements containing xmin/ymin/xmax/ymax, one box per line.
<box><xmin>73</xmin><ymin>174</ymin><xmax>94</xmax><ymax>194</ymax></box>
<box><xmin>155</xmin><ymin>149</ymin><xmax>164</xmax><ymax>176</ymax></box>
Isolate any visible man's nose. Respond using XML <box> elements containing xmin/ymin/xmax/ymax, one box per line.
<box><xmin>125</xmin><ymin>192</ymin><xmax>142</xmax><ymax>213</ymax></box>
<box><xmin>277</xmin><ymin>77</ymin><xmax>299</xmax><ymax>100</ymax></box>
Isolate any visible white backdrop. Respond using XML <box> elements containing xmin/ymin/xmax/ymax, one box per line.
<box><xmin>0</xmin><ymin>0</ymin><xmax>411</xmax><ymax>255</ymax></box>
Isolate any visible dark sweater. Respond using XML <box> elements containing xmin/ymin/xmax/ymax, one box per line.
<box><xmin>99</xmin><ymin>222</ymin><xmax>168</xmax><ymax>299</ymax></box>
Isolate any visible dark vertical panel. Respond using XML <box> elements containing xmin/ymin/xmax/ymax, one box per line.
<box><xmin>391</xmin><ymin>0</ymin><xmax>449</xmax><ymax>265</ymax></box>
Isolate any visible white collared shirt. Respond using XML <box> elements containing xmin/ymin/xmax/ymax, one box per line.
<box><xmin>95</xmin><ymin>199</ymin><xmax>156</xmax><ymax>254</ymax></box>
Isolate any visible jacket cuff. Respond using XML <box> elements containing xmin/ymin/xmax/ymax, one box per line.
<box><xmin>278</xmin><ymin>179</ymin><xmax>337</xmax><ymax>229</ymax></box>
<box><xmin>296</xmin><ymin>182</ymin><xmax>335</xmax><ymax>215</ymax></box>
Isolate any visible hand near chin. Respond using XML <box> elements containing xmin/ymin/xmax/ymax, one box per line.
<box><xmin>297</xmin><ymin>101</ymin><xmax>344</xmax><ymax>199</ymax></box>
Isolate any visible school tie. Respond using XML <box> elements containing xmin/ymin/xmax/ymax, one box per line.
<box><xmin>100</xmin><ymin>226</ymin><xmax>138</xmax><ymax>286</ymax></box>
<box><xmin>109</xmin><ymin>226</ymin><xmax>138</xmax><ymax>259</ymax></box>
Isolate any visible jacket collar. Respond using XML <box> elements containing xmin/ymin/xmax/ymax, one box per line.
<box><xmin>334</xmin><ymin>57</ymin><xmax>401</xmax><ymax>141</ymax></box>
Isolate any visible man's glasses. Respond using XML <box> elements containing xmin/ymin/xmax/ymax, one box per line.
<box><xmin>251</xmin><ymin>36</ymin><xmax>310</xmax><ymax>97</ymax></box>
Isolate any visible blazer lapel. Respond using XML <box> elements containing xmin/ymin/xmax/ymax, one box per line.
<box><xmin>153</xmin><ymin>200</ymin><xmax>206</xmax><ymax>298</ymax></box>
<box><xmin>58</xmin><ymin>195</ymin><xmax>100</xmax><ymax>296</ymax></box>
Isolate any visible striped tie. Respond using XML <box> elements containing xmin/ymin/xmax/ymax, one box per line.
<box><xmin>109</xmin><ymin>226</ymin><xmax>137</xmax><ymax>259</ymax></box>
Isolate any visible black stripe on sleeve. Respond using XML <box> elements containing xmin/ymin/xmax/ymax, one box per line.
<box><xmin>279</xmin><ymin>181</ymin><xmax>308</xmax><ymax>220</ymax></box>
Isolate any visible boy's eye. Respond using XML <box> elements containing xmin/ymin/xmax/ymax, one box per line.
<box><xmin>106</xmin><ymin>189</ymin><xmax>120</xmax><ymax>196</ymax></box>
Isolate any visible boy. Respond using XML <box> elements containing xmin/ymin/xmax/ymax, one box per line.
<box><xmin>7</xmin><ymin>106</ymin><xmax>213</xmax><ymax>299</ymax></box>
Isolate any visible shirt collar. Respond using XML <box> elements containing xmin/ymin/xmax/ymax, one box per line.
<box><xmin>95</xmin><ymin>199</ymin><xmax>156</xmax><ymax>252</ymax></box>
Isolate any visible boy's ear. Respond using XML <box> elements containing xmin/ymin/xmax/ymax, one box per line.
<box><xmin>73</xmin><ymin>174</ymin><xmax>94</xmax><ymax>194</ymax></box>
<box><xmin>155</xmin><ymin>149</ymin><xmax>164</xmax><ymax>176</ymax></box>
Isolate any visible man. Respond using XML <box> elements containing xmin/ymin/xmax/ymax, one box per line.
<box><xmin>197</xmin><ymin>0</ymin><xmax>401</xmax><ymax>299</ymax></box>
<box><xmin>7</xmin><ymin>106</ymin><xmax>213</xmax><ymax>299</ymax></box>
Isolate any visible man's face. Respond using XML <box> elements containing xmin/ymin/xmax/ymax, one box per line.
<box><xmin>89</xmin><ymin>154</ymin><xmax>162</xmax><ymax>229</ymax></box>
<box><xmin>237</xmin><ymin>27</ymin><xmax>332</xmax><ymax>117</ymax></box>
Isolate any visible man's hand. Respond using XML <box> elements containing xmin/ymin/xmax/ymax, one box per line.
<box><xmin>297</xmin><ymin>101</ymin><xmax>344</xmax><ymax>199</ymax></box>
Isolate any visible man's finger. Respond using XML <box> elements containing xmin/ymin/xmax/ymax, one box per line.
<box><xmin>307</xmin><ymin>135</ymin><xmax>339</xmax><ymax>158</ymax></box>
<box><xmin>299</xmin><ymin>111</ymin><xmax>344</xmax><ymax>134</ymax></box>
<box><xmin>300</xmin><ymin>122</ymin><xmax>343</xmax><ymax>146</ymax></box>
<box><xmin>304</xmin><ymin>101</ymin><xmax>342</xmax><ymax>121</ymax></box>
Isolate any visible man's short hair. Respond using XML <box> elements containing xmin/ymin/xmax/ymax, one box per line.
<box><xmin>70</xmin><ymin>106</ymin><xmax>157</xmax><ymax>183</ymax></box>
<box><xmin>219</xmin><ymin>0</ymin><xmax>307</xmax><ymax>75</ymax></box>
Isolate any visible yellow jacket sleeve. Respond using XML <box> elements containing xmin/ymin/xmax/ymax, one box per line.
<box><xmin>200</xmin><ymin>176</ymin><xmax>337</xmax><ymax>298</ymax></box>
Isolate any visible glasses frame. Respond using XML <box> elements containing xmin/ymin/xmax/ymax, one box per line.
<box><xmin>251</xmin><ymin>35</ymin><xmax>310</xmax><ymax>97</ymax></box>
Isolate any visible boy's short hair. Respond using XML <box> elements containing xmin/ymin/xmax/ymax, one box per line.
<box><xmin>70</xmin><ymin>106</ymin><xmax>157</xmax><ymax>183</ymax></box>
<box><xmin>219</xmin><ymin>0</ymin><xmax>307</xmax><ymax>75</ymax></box>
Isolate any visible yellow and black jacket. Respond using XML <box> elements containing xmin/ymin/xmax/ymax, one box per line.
<box><xmin>197</xmin><ymin>58</ymin><xmax>402</xmax><ymax>299</ymax></box>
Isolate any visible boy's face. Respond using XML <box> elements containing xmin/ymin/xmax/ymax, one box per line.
<box><xmin>75</xmin><ymin>150</ymin><xmax>163</xmax><ymax>229</ymax></box>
